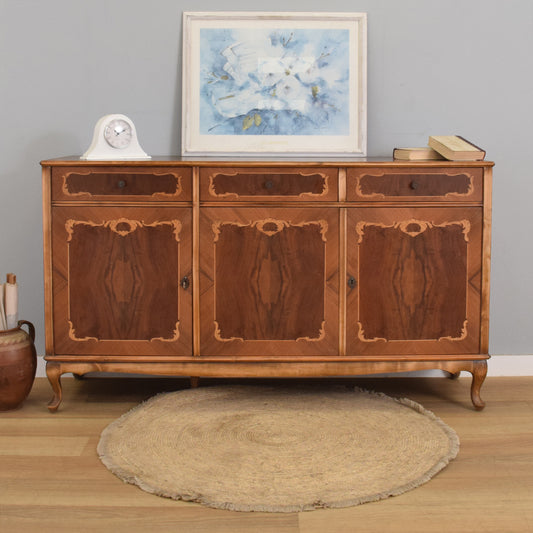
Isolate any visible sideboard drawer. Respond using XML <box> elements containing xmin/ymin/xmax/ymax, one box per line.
<box><xmin>200</xmin><ymin>167</ymin><xmax>337</xmax><ymax>202</ymax></box>
<box><xmin>346</xmin><ymin>167</ymin><xmax>483</xmax><ymax>202</ymax></box>
<box><xmin>52</xmin><ymin>167</ymin><xmax>192</xmax><ymax>202</ymax></box>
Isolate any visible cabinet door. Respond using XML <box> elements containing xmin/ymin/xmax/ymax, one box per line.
<box><xmin>346</xmin><ymin>207</ymin><xmax>482</xmax><ymax>355</ymax></box>
<box><xmin>51</xmin><ymin>207</ymin><xmax>192</xmax><ymax>355</ymax></box>
<box><xmin>200</xmin><ymin>208</ymin><xmax>339</xmax><ymax>356</ymax></box>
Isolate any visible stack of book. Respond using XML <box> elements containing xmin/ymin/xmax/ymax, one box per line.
<box><xmin>393</xmin><ymin>136</ymin><xmax>486</xmax><ymax>161</ymax></box>
<box><xmin>0</xmin><ymin>273</ymin><xmax>18</xmax><ymax>331</ymax></box>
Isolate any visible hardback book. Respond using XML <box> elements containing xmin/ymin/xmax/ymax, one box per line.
<box><xmin>428</xmin><ymin>135</ymin><xmax>486</xmax><ymax>161</ymax></box>
<box><xmin>393</xmin><ymin>147</ymin><xmax>444</xmax><ymax>161</ymax></box>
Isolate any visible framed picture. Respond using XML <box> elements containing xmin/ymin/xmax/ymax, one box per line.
<box><xmin>182</xmin><ymin>12</ymin><xmax>367</xmax><ymax>157</ymax></box>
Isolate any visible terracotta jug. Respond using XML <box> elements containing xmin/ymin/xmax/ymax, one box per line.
<box><xmin>0</xmin><ymin>320</ymin><xmax>37</xmax><ymax>411</ymax></box>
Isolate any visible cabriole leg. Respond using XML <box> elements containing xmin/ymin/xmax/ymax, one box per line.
<box><xmin>46</xmin><ymin>362</ymin><xmax>63</xmax><ymax>412</ymax></box>
<box><xmin>470</xmin><ymin>360</ymin><xmax>488</xmax><ymax>410</ymax></box>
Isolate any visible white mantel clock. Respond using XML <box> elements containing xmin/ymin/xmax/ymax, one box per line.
<box><xmin>81</xmin><ymin>114</ymin><xmax>151</xmax><ymax>160</ymax></box>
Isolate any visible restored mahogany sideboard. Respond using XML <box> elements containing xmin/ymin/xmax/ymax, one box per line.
<box><xmin>41</xmin><ymin>157</ymin><xmax>493</xmax><ymax>410</ymax></box>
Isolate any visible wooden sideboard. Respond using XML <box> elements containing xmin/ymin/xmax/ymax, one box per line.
<box><xmin>41</xmin><ymin>157</ymin><xmax>493</xmax><ymax>410</ymax></box>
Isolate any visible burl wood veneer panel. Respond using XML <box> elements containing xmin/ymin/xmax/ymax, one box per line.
<box><xmin>51</xmin><ymin>206</ymin><xmax>192</xmax><ymax>355</ymax></box>
<box><xmin>346</xmin><ymin>207</ymin><xmax>482</xmax><ymax>355</ymax></box>
<box><xmin>199</xmin><ymin>207</ymin><xmax>339</xmax><ymax>356</ymax></box>
<box><xmin>215</xmin><ymin>220</ymin><xmax>325</xmax><ymax>341</ymax></box>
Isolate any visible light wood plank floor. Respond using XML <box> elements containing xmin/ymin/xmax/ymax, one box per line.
<box><xmin>1</xmin><ymin>376</ymin><xmax>532</xmax><ymax>533</ymax></box>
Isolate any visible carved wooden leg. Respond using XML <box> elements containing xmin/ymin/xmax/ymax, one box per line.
<box><xmin>46</xmin><ymin>362</ymin><xmax>63</xmax><ymax>412</ymax></box>
<box><xmin>190</xmin><ymin>376</ymin><xmax>200</xmax><ymax>388</ymax></box>
<box><xmin>470</xmin><ymin>360</ymin><xmax>488</xmax><ymax>411</ymax></box>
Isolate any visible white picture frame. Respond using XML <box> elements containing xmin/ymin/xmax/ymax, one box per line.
<box><xmin>182</xmin><ymin>11</ymin><xmax>367</xmax><ymax>157</ymax></box>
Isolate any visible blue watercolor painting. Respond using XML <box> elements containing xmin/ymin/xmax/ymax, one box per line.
<box><xmin>199</xmin><ymin>28</ymin><xmax>350</xmax><ymax>136</ymax></box>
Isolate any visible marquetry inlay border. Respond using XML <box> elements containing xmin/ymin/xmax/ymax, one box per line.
<box><xmin>355</xmin><ymin>218</ymin><xmax>471</xmax><ymax>243</ymax></box>
<box><xmin>207</xmin><ymin>171</ymin><xmax>330</xmax><ymax>199</ymax></box>
<box><xmin>212</xmin><ymin>218</ymin><xmax>328</xmax><ymax>343</ymax></box>
<box><xmin>355</xmin><ymin>218</ymin><xmax>471</xmax><ymax>344</ymax></box>
<box><xmin>354</xmin><ymin>171</ymin><xmax>475</xmax><ymax>199</ymax></box>
<box><xmin>65</xmin><ymin>218</ymin><xmax>182</xmax><ymax>241</ymax></box>
<box><xmin>356</xmin><ymin>319</ymin><xmax>469</xmax><ymax>344</ymax></box>
<box><xmin>212</xmin><ymin>218</ymin><xmax>328</xmax><ymax>241</ymax></box>
<box><xmin>65</xmin><ymin>218</ymin><xmax>182</xmax><ymax>343</ymax></box>
<box><xmin>62</xmin><ymin>171</ymin><xmax>183</xmax><ymax>199</ymax></box>
<box><xmin>67</xmin><ymin>321</ymin><xmax>181</xmax><ymax>343</ymax></box>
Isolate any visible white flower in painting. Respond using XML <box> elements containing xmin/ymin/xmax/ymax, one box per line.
<box><xmin>256</xmin><ymin>57</ymin><xmax>287</xmax><ymax>87</ymax></box>
<box><xmin>274</xmin><ymin>75</ymin><xmax>310</xmax><ymax>112</ymax></box>
<box><xmin>256</xmin><ymin>56</ymin><xmax>315</xmax><ymax>88</ymax></box>
<box><xmin>284</xmin><ymin>56</ymin><xmax>316</xmax><ymax>77</ymax></box>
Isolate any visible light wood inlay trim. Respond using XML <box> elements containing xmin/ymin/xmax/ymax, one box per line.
<box><xmin>212</xmin><ymin>219</ymin><xmax>328</xmax><ymax>241</ymax></box>
<box><xmin>208</xmin><ymin>171</ymin><xmax>239</xmax><ymax>199</ymax></box>
<box><xmin>338</xmin><ymin>168</ymin><xmax>347</xmax><ymax>202</ymax></box>
<box><xmin>213</xmin><ymin>321</ymin><xmax>244</xmax><ymax>343</ymax></box>
<box><xmin>355</xmin><ymin>171</ymin><xmax>476</xmax><ymax>199</ymax></box>
<box><xmin>65</xmin><ymin>218</ymin><xmax>182</xmax><ymax>241</ymax></box>
<box><xmin>357</xmin><ymin>322</ymin><xmax>387</xmax><ymax>343</ymax></box>
<box><xmin>44</xmin><ymin>354</ymin><xmax>490</xmax><ymax>363</ymax></box>
<box><xmin>151</xmin><ymin>322</ymin><xmax>181</xmax><ymax>343</ymax></box>
<box><xmin>199</xmin><ymin>201</ymin><xmax>482</xmax><ymax>209</ymax></box>
<box><xmin>207</xmin><ymin>169</ymin><xmax>331</xmax><ymax>199</ymax></box>
<box><xmin>42</xmin><ymin>166</ymin><xmax>54</xmax><ymax>355</ymax></box>
<box><xmin>339</xmin><ymin>208</ymin><xmax>347</xmax><ymax>356</ymax></box>
<box><xmin>61</xmin><ymin>171</ymin><xmax>92</xmax><ymax>198</ymax></box>
<box><xmin>355</xmin><ymin>218</ymin><xmax>471</xmax><ymax>243</ymax></box>
<box><xmin>255</xmin><ymin>218</ymin><xmax>290</xmax><ymax>236</ymax></box>
<box><xmin>357</xmin><ymin>320</ymin><xmax>469</xmax><ymax>344</ymax></box>
<box><xmin>439</xmin><ymin>320</ymin><xmax>468</xmax><ymax>342</ymax></box>
<box><xmin>193</xmin><ymin>166</ymin><xmax>201</xmax><ymax>356</ymax></box>
<box><xmin>296</xmin><ymin>321</ymin><xmax>326</xmax><ymax>342</ymax></box>
<box><xmin>68</xmin><ymin>320</ymin><xmax>98</xmax><ymax>342</ymax></box>
<box><xmin>480</xmin><ymin>167</ymin><xmax>493</xmax><ymax>353</ymax></box>
<box><xmin>61</xmin><ymin>170</ymin><xmax>183</xmax><ymax>198</ymax></box>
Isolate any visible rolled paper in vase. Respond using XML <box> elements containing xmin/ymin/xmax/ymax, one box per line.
<box><xmin>5</xmin><ymin>274</ymin><xmax>18</xmax><ymax>330</ymax></box>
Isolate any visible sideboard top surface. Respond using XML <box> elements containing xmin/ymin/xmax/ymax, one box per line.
<box><xmin>40</xmin><ymin>156</ymin><xmax>495</xmax><ymax>168</ymax></box>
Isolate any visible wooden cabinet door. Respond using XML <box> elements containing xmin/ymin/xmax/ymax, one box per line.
<box><xmin>51</xmin><ymin>206</ymin><xmax>192</xmax><ymax>355</ymax></box>
<box><xmin>346</xmin><ymin>207</ymin><xmax>482</xmax><ymax>356</ymax></box>
<box><xmin>199</xmin><ymin>208</ymin><xmax>339</xmax><ymax>356</ymax></box>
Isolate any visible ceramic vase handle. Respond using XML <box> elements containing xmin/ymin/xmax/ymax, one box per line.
<box><xmin>17</xmin><ymin>320</ymin><xmax>35</xmax><ymax>342</ymax></box>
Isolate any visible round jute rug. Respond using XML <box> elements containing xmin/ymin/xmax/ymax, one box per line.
<box><xmin>97</xmin><ymin>385</ymin><xmax>459</xmax><ymax>512</ymax></box>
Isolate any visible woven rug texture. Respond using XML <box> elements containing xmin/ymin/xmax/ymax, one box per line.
<box><xmin>97</xmin><ymin>385</ymin><xmax>459</xmax><ymax>512</ymax></box>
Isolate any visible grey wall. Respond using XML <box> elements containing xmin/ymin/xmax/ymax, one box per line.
<box><xmin>1</xmin><ymin>0</ymin><xmax>532</xmax><ymax>377</ymax></box>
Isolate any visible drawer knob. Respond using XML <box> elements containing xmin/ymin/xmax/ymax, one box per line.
<box><xmin>180</xmin><ymin>276</ymin><xmax>190</xmax><ymax>290</ymax></box>
<box><xmin>347</xmin><ymin>276</ymin><xmax>357</xmax><ymax>289</ymax></box>
<box><xmin>264</xmin><ymin>180</ymin><xmax>274</xmax><ymax>190</ymax></box>
<box><xmin>117</xmin><ymin>179</ymin><xmax>127</xmax><ymax>189</ymax></box>
<box><xmin>410</xmin><ymin>181</ymin><xmax>419</xmax><ymax>190</ymax></box>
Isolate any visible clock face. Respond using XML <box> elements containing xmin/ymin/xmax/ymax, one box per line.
<box><xmin>104</xmin><ymin>118</ymin><xmax>133</xmax><ymax>149</ymax></box>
